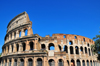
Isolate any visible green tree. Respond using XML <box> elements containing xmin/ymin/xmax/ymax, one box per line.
<box><xmin>92</xmin><ymin>33</ymin><xmax>100</xmax><ymax>60</ymax></box>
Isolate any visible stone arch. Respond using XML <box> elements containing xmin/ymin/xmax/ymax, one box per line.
<box><xmin>24</xmin><ymin>28</ymin><xmax>28</xmax><ymax>36</ymax></box>
<box><xmin>87</xmin><ymin>60</ymin><xmax>89</xmax><ymax>66</ymax></box>
<box><xmin>85</xmin><ymin>47</ymin><xmax>87</xmax><ymax>54</ymax></box>
<box><xmin>48</xmin><ymin>43</ymin><xmax>55</xmax><ymax>50</ymax></box>
<box><xmin>75</xmin><ymin>46</ymin><xmax>79</xmax><ymax>54</ymax></box>
<box><xmin>82</xmin><ymin>60</ymin><xmax>85</xmax><ymax>66</ymax></box>
<box><xmin>67</xmin><ymin>60</ymin><xmax>69</xmax><ymax>66</ymax></box>
<box><xmin>16</xmin><ymin>44</ymin><xmax>19</xmax><ymax>52</ymax></box>
<box><xmin>90</xmin><ymin>60</ymin><xmax>92</xmax><ymax>66</ymax></box>
<box><xmin>58</xmin><ymin>59</ymin><xmax>64</xmax><ymax>66</ymax></box>
<box><xmin>9</xmin><ymin>59</ymin><xmax>12</xmax><ymax>66</ymax></box>
<box><xmin>5</xmin><ymin>59</ymin><xmax>7</xmax><ymax>66</ymax></box>
<box><xmin>88</xmin><ymin>48</ymin><xmax>91</xmax><ymax>56</ymax></box>
<box><xmin>20</xmin><ymin>59</ymin><xmax>24</xmax><ymax>66</ymax></box>
<box><xmin>14</xmin><ymin>59</ymin><xmax>17</xmax><ymax>66</ymax></box>
<box><xmin>70</xmin><ymin>46</ymin><xmax>73</xmax><ymax>54</ymax></box>
<box><xmin>64</xmin><ymin>45</ymin><xmax>68</xmax><ymax>53</ymax></box>
<box><xmin>69</xmin><ymin>41</ymin><xmax>73</xmax><ymax>45</ymax></box>
<box><xmin>22</xmin><ymin>43</ymin><xmax>26</xmax><ymax>51</ymax></box>
<box><xmin>93</xmin><ymin>61</ymin><xmax>95</xmax><ymax>66</ymax></box>
<box><xmin>37</xmin><ymin>58</ymin><xmax>42</xmax><ymax>66</ymax></box>
<box><xmin>41</xmin><ymin>44</ymin><xmax>46</xmax><ymax>50</ymax></box>
<box><xmin>77</xmin><ymin>59</ymin><xmax>81</xmax><ymax>66</ymax></box>
<box><xmin>19</xmin><ymin>30</ymin><xmax>21</xmax><ymax>37</ymax></box>
<box><xmin>28</xmin><ymin>58</ymin><xmax>33</xmax><ymax>66</ymax></box>
<box><xmin>11</xmin><ymin>45</ymin><xmax>13</xmax><ymax>52</ymax></box>
<box><xmin>71</xmin><ymin>59</ymin><xmax>75</xmax><ymax>66</ymax></box>
<box><xmin>29</xmin><ymin>42</ymin><xmax>34</xmax><ymax>50</ymax></box>
<box><xmin>80</xmin><ymin>46</ymin><xmax>83</xmax><ymax>54</ymax></box>
<box><xmin>14</xmin><ymin>32</ymin><xmax>16</xmax><ymax>38</ymax></box>
<box><xmin>48</xmin><ymin>59</ymin><xmax>55</xmax><ymax>66</ymax></box>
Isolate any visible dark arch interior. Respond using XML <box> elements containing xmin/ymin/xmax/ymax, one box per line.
<box><xmin>87</xmin><ymin>43</ymin><xmax>89</xmax><ymax>47</ymax></box>
<box><xmin>49</xmin><ymin>59</ymin><xmax>54</xmax><ymax>62</ymax></box>
<box><xmin>85</xmin><ymin>47</ymin><xmax>87</xmax><ymax>53</ymax></box>
<box><xmin>88</xmin><ymin>48</ymin><xmax>91</xmax><ymax>56</ymax></box>
<box><xmin>41</xmin><ymin>44</ymin><xmax>45</xmax><ymax>50</ymax></box>
<box><xmin>20</xmin><ymin>59</ymin><xmax>24</xmax><ymax>62</ymax></box>
<box><xmin>25</xmin><ymin>29</ymin><xmax>28</xmax><ymax>36</ymax></box>
<box><xmin>15</xmin><ymin>59</ymin><xmax>17</xmax><ymax>62</ymax></box>
<box><xmin>16</xmin><ymin>44</ymin><xmax>19</xmax><ymax>52</ymax></box>
<box><xmin>37</xmin><ymin>58</ymin><xmax>42</xmax><ymax>61</ymax></box>
<box><xmin>22</xmin><ymin>43</ymin><xmax>26</xmax><ymax>51</ymax></box>
<box><xmin>58</xmin><ymin>45</ymin><xmax>61</xmax><ymax>51</ymax></box>
<box><xmin>75</xmin><ymin>46</ymin><xmax>79</xmax><ymax>54</ymax></box>
<box><xmin>74</xmin><ymin>36</ymin><xmax>77</xmax><ymax>39</ymax></box>
<box><xmin>71</xmin><ymin>59</ymin><xmax>75</xmax><ymax>66</ymax></box>
<box><xmin>67</xmin><ymin>60</ymin><xmax>69</xmax><ymax>66</ymax></box>
<box><xmin>64</xmin><ymin>46</ymin><xmax>68</xmax><ymax>53</ymax></box>
<box><xmin>70</xmin><ymin>46</ymin><xmax>73</xmax><ymax>54</ymax></box>
<box><xmin>28</xmin><ymin>59</ymin><xmax>33</xmax><ymax>61</ymax></box>
<box><xmin>80</xmin><ymin>47</ymin><xmax>83</xmax><ymax>53</ymax></box>
<box><xmin>30</xmin><ymin>42</ymin><xmax>34</xmax><ymax>50</ymax></box>
<box><xmin>48</xmin><ymin>43</ymin><xmax>55</xmax><ymax>50</ymax></box>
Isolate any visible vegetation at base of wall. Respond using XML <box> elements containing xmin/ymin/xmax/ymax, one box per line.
<box><xmin>92</xmin><ymin>32</ymin><xmax>100</xmax><ymax>60</ymax></box>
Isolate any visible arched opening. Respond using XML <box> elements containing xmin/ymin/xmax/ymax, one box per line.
<box><xmin>12</xmin><ymin>45</ymin><xmax>13</xmax><ymax>52</ymax></box>
<box><xmin>58</xmin><ymin>45</ymin><xmax>61</xmax><ymax>51</ymax></box>
<box><xmin>85</xmin><ymin>47</ymin><xmax>87</xmax><ymax>54</ymax></box>
<box><xmin>22</xmin><ymin>43</ymin><xmax>26</xmax><ymax>51</ymax></box>
<box><xmin>74</xmin><ymin>36</ymin><xmax>77</xmax><ymax>39</ymax></box>
<box><xmin>48</xmin><ymin>43</ymin><xmax>55</xmax><ymax>50</ymax></box>
<box><xmin>16</xmin><ymin>44</ymin><xmax>19</xmax><ymax>52</ymax></box>
<box><xmin>87</xmin><ymin>60</ymin><xmax>89</xmax><ymax>66</ymax></box>
<box><xmin>25</xmin><ymin>29</ymin><xmax>28</xmax><ymax>36</ymax></box>
<box><xmin>90</xmin><ymin>60</ymin><xmax>92</xmax><ymax>66</ymax></box>
<box><xmin>14</xmin><ymin>59</ymin><xmax>17</xmax><ymax>66</ymax></box>
<box><xmin>83</xmin><ymin>38</ymin><xmax>85</xmax><ymax>42</ymax></box>
<box><xmin>41</xmin><ymin>44</ymin><xmax>46</xmax><ymax>50</ymax></box>
<box><xmin>63</xmin><ymin>35</ymin><xmax>66</xmax><ymax>38</ymax></box>
<box><xmin>28</xmin><ymin>59</ymin><xmax>33</xmax><ymax>66</ymax></box>
<box><xmin>88</xmin><ymin>48</ymin><xmax>91</xmax><ymax>56</ymax></box>
<box><xmin>11</xmin><ymin>34</ymin><xmax>12</xmax><ymax>39</ymax></box>
<box><xmin>80</xmin><ymin>46</ymin><xmax>83</xmax><ymax>54</ymax></box>
<box><xmin>14</xmin><ymin>32</ymin><xmax>16</xmax><ymax>38</ymax></box>
<box><xmin>8</xmin><ymin>45</ymin><xmax>9</xmax><ymax>53</ymax></box>
<box><xmin>58</xmin><ymin>59</ymin><xmax>64</xmax><ymax>66</ymax></box>
<box><xmin>19</xmin><ymin>31</ymin><xmax>21</xmax><ymax>37</ymax></box>
<box><xmin>82</xmin><ymin>60</ymin><xmax>85</xmax><ymax>66</ymax></box>
<box><xmin>70</xmin><ymin>46</ymin><xmax>73</xmax><ymax>54</ymax></box>
<box><xmin>37</xmin><ymin>58</ymin><xmax>42</xmax><ymax>66</ymax></box>
<box><xmin>67</xmin><ymin>60</ymin><xmax>69</xmax><ymax>66</ymax></box>
<box><xmin>20</xmin><ymin>59</ymin><xmax>24</xmax><ymax>66</ymax></box>
<box><xmin>75</xmin><ymin>46</ymin><xmax>79</xmax><ymax>54</ymax></box>
<box><xmin>71</xmin><ymin>59</ymin><xmax>75</xmax><ymax>66</ymax></box>
<box><xmin>77</xmin><ymin>59</ymin><xmax>81</xmax><ymax>66</ymax></box>
<box><xmin>48</xmin><ymin>59</ymin><xmax>55</xmax><ymax>66</ymax></box>
<box><xmin>9</xmin><ymin>59</ymin><xmax>12</xmax><ymax>66</ymax></box>
<box><xmin>93</xmin><ymin>61</ymin><xmax>95</xmax><ymax>66</ymax></box>
<box><xmin>69</xmin><ymin>41</ymin><xmax>73</xmax><ymax>45</ymax></box>
<box><xmin>87</xmin><ymin>43</ymin><xmax>89</xmax><ymax>47</ymax></box>
<box><xmin>64</xmin><ymin>45</ymin><xmax>68</xmax><ymax>53</ymax></box>
<box><xmin>30</xmin><ymin>42</ymin><xmax>34</xmax><ymax>50</ymax></box>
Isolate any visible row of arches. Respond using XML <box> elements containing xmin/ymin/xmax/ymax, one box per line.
<box><xmin>5</xmin><ymin>29</ymin><xmax>28</xmax><ymax>42</ymax></box>
<box><xmin>1</xmin><ymin>59</ymin><xmax>98</xmax><ymax>66</ymax></box>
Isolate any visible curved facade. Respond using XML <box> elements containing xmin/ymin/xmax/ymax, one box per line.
<box><xmin>0</xmin><ymin>12</ymin><xmax>100</xmax><ymax>66</ymax></box>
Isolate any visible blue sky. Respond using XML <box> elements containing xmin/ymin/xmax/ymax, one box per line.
<box><xmin>0</xmin><ymin>0</ymin><xmax>100</xmax><ymax>53</ymax></box>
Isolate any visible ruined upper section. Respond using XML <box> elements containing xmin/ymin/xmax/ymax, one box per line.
<box><xmin>7</xmin><ymin>12</ymin><xmax>31</xmax><ymax>33</ymax></box>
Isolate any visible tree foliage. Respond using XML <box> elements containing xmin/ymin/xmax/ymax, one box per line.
<box><xmin>92</xmin><ymin>33</ymin><xmax>100</xmax><ymax>60</ymax></box>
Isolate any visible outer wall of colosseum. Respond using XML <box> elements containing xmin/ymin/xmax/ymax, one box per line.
<box><xmin>0</xmin><ymin>12</ymin><xmax>100</xmax><ymax>66</ymax></box>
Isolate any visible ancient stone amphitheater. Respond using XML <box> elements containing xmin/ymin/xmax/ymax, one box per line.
<box><xmin>0</xmin><ymin>12</ymin><xmax>100</xmax><ymax>66</ymax></box>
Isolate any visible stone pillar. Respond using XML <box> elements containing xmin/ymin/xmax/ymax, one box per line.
<box><xmin>25</xmin><ymin>41</ymin><xmax>30</xmax><ymax>51</ymax></box>
<box><xmin>64</xmin><ymin>60</ymin><xmax>67</xmax><ymax>66</ymax></box>
<box><xmin>34</xmin><ymin>39</ymin><xmax>37</xmax><ymax>50</ymax></box>
<box><xmin>11</xmin><ymin>58</ymin><xmax>14</xmax><ymax>66</ymax></box>
<box><xmin>17</xmin><ymin>58</ymin><xmax>20</xmax><ymax>66</ymax></box>
<box><xmin>33</xmin><ymin>57</ymin><xmax>36</xmax><ymax>66</ymax></box>
<box><xmin>73</xmin><ymin>47</ymin><xmax>76</xmax><ymax>55</ymax></box>
<box><xmin>12</xmin><ymin>32</ymin><xmax>14</xmax><ymax>39</ymax></box>
<box><xmin>24</xmin><ymin>58</ymin><xmax>27</xmax><ymax>66</ymax></box>
<box><xmin>9</xmin><ymin>45</ymin><xmax>12</xmax><ymax>53</ymax></box>
<box><xmin>75</xmin><ymin>59</ymin><xmax>77</xmax><ymax>66</ymax></box>
<box><xmin>16</xmin><ymin>30</ymin><xmax>19</xmax><ymax>38</ymax></box>
<box><xmin>6</xmin><ymin>46</ymin><xmax>8</xmax><ymax>54</ymax></box>
<box><xmin>9</xmin><ymin>34</ymin><xmax>11</xmax><ymax>40</ymax></box>
<box><xmin>68</xmin><ymin>46</ymin><xmax>70</xmax><ymax>55</ymax></box>
<box><xmin>19</xmin><ymin>43</ymin><xmax>23</xmax><ymax>52</ymax></box>
<box><xmin>43</xmin><ymin>57</ymin><xmax>47</xmax><ymax>66</ymax></box>
<box><xmin>27</xmin><ymin>27</ymin><xmax>33</xmax><ymax>35</ymax></box>
<box><xmin>85</xmin><ymin>60</ymin><xmax>87</xmax><ymax>66</ymax></box>
<box><xmin>79</xmin><ymin>47</ymin><xmax>81</xmax><ymax>56</ymax></box>
<box><xmin>55</xmin><ymin>60</ymin><xmax>58</xmax><ymax>66</ymax></box>
<box><xmin>13</xmin><ymin>43</ymin><xmax>17</xmax><ymax>53</ymax></box>
<box><xmin>80</xmin><ymin>60</ymin><xmax>82</xmax><ymax>66</ymax></box>
<box><xmin>21</xmin><ymin>29</ymin><xmax>25</xmax><ymax>37</ymax></box>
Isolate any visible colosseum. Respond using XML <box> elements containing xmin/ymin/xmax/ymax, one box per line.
<box><xmin>0</xmin><ymin>12</ymin><xmax>100</xmax><ymax>66</ymax></box>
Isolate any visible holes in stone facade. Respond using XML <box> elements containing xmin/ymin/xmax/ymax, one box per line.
<box><xmin>19</xmin><ymin>31</ymin><xmax>21</xmax><ymax>37</ymax></box>
<box><xmin>16</xmin><ymin>44</ymin><xmax>19</xmax><ymax>52</ymax></box>
<box><xmin>75</xmin><ymin>46</ymin><xmax>79</xmax><ymax>54</ymax></box>
<box><xmin>48</xmin><ymin>43</ymin><xmax>55</xmax><ymax>50</ymax></box>
<box><xmin>88</xmin><ymin>48</ymin><xmax>91</xmax><ymax>56</ymax></box>
<box><xmin>80</xmin><ymin>46</ymin><xmax>83</xmax><ymax>53</ymax></box>
<box><xmin>64</xmin><ymin>45</ymin><xmax>68</xmax><ymax>53</ymax></box>
<box><xmin>14</xmin><ymin>59</ymin><xmax>17</xmax><ymax>66</ymax></box>
<box><xmin>77</xmin><ymin>59</ymin><xmax>81</xmax><ymax>66</ymax></box>
<box><xmin>69</xmin><ymin>41</ymin><xmax>73</xmax><ymax>45</ymax></box>
<box><xmin>20</xmin><ymin>59</ymin><xmax>24</xmax><ymax>66</ymax></box>
<box><xmin>83</xmin><ymin>38</ymin><xmax>85</xmax><ymax>42</ymax></box>
<box><xmin>37</xmin><ymin>58</ymin><xmax>42</xmax><ymax>66</ymax></box>
<box><xmin>49</xmin><ymin>59</ymin><xmax>55</xmax><ymax>66</ymax></box>
<box><xmin>58</xmin><ymin>45</ymin><xmax>61</xmax><ymax>51</ymax></box>
<box><xmin>28</xmin><ymin>59</ymin><xmax>33</xmax><ymax>66</ymax></box>
<box><xmin>67</xmin><ymin>60</ymin><xmax>69</xmax><ymax>66</ymax></box>
<box><xmin>63</xmin><ymin>35</ymin><xmax>66</xmax><ymax>38</ymax></box>
<box><xmin>74</xmin><ymin>36</ymin><xmax>77</xmax><ymax>39</ymax></box>
<box><xmin>70</xmin><ymin>46</ymin><xmax>73</xmax><ymax>54</ymax></box>
<box><xmin>71</xmin><ymin>59</ymin><xmax>75</xmax><ymax>66</ymax></box>
<box><xmin>25</xmin><ymin>29</ymin><xmax>28</xmax><ymax>36</ymax></box>
<box><xmin>22</xmin><ymin>43</ymin><xmax>26</xmax><ymax>51</ymax></box>
<box><xmin>87</xmin><ymin>43</ymin><xmax>89</xmax><ymax>47</ymax></box>
<box><xmin>41</xmin><ymin>44</ymin><xmax>46</xmax><ymax>50</ymax></box>
<box><xmin>30</xmin><ymin>42</ymin><xmax>34</xmax><ymax>50</ymax></box>
<box><xmin>85</xmin><ymin>47</ymin><xmax>87</xmax><ymax>53</ymax></box>
<box><xmin>58</xmin><ymin>59</ymin><xmax>64</xmax><ymax>66</ymax></box>
<box><xmin>14</xmin><ymin>32</ymin><xmax>16</xmax><ymax>38</ymax></box>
